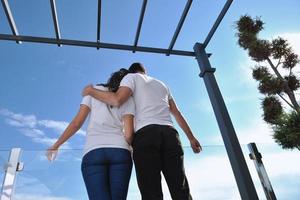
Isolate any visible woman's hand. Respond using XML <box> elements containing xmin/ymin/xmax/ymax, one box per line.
<box><xmin>189</xmin><ymin>137</ymin><xmax>202</xmax><ymax>153</ymax></box>
<box><xmin>46</xmin><ymin>146</ymin><xmax>58</xmax><ymax>162</ymax></box>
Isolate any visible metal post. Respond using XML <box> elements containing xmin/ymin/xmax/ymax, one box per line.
<box><xmin>194</xmin><ymin>43</ymin><xmax>258</xmax><ymax>200</ymax></box>
<box><xmin>248</xmin><ymin>143</ymin><xmax>277</xmax><ymax>200</ymax></box>
<box><xmin>1</xmin><ymin>148</ymin><xmax>23</xmax><ymax>200</ymax></box>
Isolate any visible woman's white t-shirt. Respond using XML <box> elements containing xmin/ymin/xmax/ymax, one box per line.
<box><xmin>81</xmin><ymin>85</ymin><xmax>135</xmax><ymax>156</ymax></box>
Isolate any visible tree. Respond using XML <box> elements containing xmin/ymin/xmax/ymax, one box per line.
<box><xmin>236</xmin><ymin>15</ymin><xmax>300</xmax><ymax>150</ymax></box>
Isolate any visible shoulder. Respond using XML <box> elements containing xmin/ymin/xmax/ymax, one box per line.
<box><xmin>151</xmin><ymin>76</ymin><xmax>168</xmax><ymax>87</ymax></box>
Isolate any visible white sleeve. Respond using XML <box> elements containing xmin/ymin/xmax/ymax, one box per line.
<box><xmin>120</xmin><ymin>74</ymin><xmax>135</xmax><ymax>93</ymax></box>
<box><xmin>81</xmin><ymin>95</ymin><xmax>92</xmax><ymax>108</ymax></box>
<box><xmin>119</xmin><ymin>97</ymin><xmax>135</xmax><ymax>117</ymax></box>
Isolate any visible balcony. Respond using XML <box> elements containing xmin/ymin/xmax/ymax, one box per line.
<box><xmin>1</xmin><ymin>143</ymin><xmax>299</xmax><ymax>199</ymax></box>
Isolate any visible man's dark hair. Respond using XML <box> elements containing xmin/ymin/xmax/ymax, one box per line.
<box><xmin>98</xmin><ymin>68</ymin><xmax>129</xmax><ymax>92</ymax></box>
<box><xmin>129</xmin><ymin>62</ymin><xmax>146</xmax><ymax>73</ymax></box>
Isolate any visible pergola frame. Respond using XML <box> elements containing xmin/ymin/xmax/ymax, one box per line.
<box><xmin>0</xmin><ymin>0</ymin><xmax>259</xmax><ymax>199</ymax></box>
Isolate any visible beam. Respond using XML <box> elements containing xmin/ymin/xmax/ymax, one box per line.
<box><xmin>0</xmin><ymin>33</ymin><xmax>200</xmax><ymax>57</ymax></box>
<box><xmin>202</xmin><ymin>0</ymin><xmax>233</xmax><ymax>48</ymax></box>
<box><xmin>96</xmin><ymin>0</ymin><xmax>101</xmax><ymax>49</ymax></box>
<box><xmin>167</xmin><ymin>0</ymin><xmax>192</xmax><ymax>56</ymax></box>
<box><xmin>133</xmin><ymin>0</ymin><xmax>147</xmax><ymax>52</ymax></box>
<box><xmin>50</xmin><ymin>0</ymin><xmax>61</xmax><ymax>46</ymax></box>
<box><xmin>194</xmin><ymin>43</ymin><xmax>259</xmax><ymax>200</ymax></box>
<box><xmin>1</xmin><ymin>0</ymin><xmax>21</xmax><ymax>43</ymax></box>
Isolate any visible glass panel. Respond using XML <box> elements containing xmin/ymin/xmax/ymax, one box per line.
<box><xmin>11</xmin><ymin>146</ymin><xmax>239</xmax><ymax>200</ymax></box>
<box><xmin>9</xmin><ymin>144</ymin><xmax>300</xmax><ymax>199</ymax></box>
<box><xmin>13</xmin><ymin>149</ymin><xmax>85</xmax><ymax>200</ymax></box>
<box><xmin>181</xmin><ymin>145</ymin><xmax>239</xmax><ymax>199</ymax></box>
<box><xmin>130</xmin><ymin>145</ymin><xmax>240</xmax><ymax>199</ymax></box>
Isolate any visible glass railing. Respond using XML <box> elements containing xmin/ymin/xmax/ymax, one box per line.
<box><xmin>1</xmin><ymin>144</ymin><xmax>299</xmax><ymax>200</ymax></box>
<box><xmin>242</xmin><ymin>143</ymin><xmax>300</xmax><ymax>200</ymax></box>
<box><xmin>0</xmin><ymin>150</ymin><xmax>10</xmax><ymax>191</ymax></box>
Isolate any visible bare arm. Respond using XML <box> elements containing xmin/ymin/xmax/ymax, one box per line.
<box><xmin>122</xmin><ymin>114</ymin><xmax>134</xmax><ymax>145</ymax></box>
<box><xmin>46</xmin><ymin>105</ymin><xmax>90</xmax><ymax>161</ymax></box>
<box><xmin>169</xmin><ymin>98</ymin><xmax>202</xmax><ymax>153</ymax></box>
<box><xmin>82</xmin><ymin>85</ymin><xmax>132</xmax><ymax>107</ymax></box>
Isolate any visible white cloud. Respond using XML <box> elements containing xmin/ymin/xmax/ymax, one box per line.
<box><xmin>261</xmin><ymin>151</ymin><xmax>300</xmax><ymax>177</ymax></box>
<box><xmin>38</xmin><ymin>120</ymin><xmax>69</xmax><ymax>133</ymax></box>
<box><xmin>186</xmin><ymin>155</ymin><xmax>241</xmax><ymax>199</ymax></box>
<box><xmin>19</xmin><ymin>128</ymin><xmax>45</xmax><ymax>137</ymax></box>
<box><xmin>224</xmin><ymin>93</ymin><xmax>259</xmax><ymax>105</ymax></box>
<box><xmin>32</xmin><ymin>137</ymin><xmax>59</xmax><ymax>147</ymax></box>
<box><xmin>279</xmin><ymin>33</ymin><xmax>300</xmax><ymax>93</ymax></box>
<box><xmin>180</xmin><ymin>146</ymin><xmax>300</xmax><ymax>199</ymax></box>
<box><xmin>279</xmin><ymin>32</ymin><xmax>300</xmax><ymax>54</ymax></box>
<box><xmin>237</xmin><ymin>53</ymin><xmax>258</xmax><ymax>87</ymax></box>
<box><xmin>5</xmin><ymin>118</ymin><xmax>25</xmax><ymax>127</ymax></box>
<box><xmin>0</xmin><ymin>109</ymin><xmax>37</xmax><ymax>128</ymax></box>
<box><xmin>185</xmin><ymin>100</ymin><xmax>300</xmax><ymax>197</ymax></box>
<box><xmin>39</xmin><ymin>120</ymin><xmax>86</xmax><ymax>136</ymax></box>
<box><xmin>205</xmin><ymin>118</ymin><xmax>274</xmax><ymax>146</ymax></box>
<box><xmin>236</xmin><ymin>120</ymin><xmax>274</xmax><ymax>145</ymax></box>
<box><xmin>0</xmin><ymin>108</ymin><xmax>85</xmax><ymax>148</ymax></box>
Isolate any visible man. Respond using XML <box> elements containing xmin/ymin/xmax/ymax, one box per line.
<box><xmin>82</xmin><ymin>63</ymin><xmax>202</xmax><ymax>200</ymax></box>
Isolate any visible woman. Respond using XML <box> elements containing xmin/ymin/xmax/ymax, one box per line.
<box><xmin>46</xmin><ymin>68</ymin><xmax>134</xmax><ymax>200</ymax></box>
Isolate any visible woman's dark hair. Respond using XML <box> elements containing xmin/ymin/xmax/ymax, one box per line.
<box><xmin>129</xmin><ymin>62</ymin><xmax>146</xmax><ymax>73</ymax></box>
<box><xmin>98</xmin><ymin>68</ymin><xmax>129</xmax><ymax>92</ymax></box>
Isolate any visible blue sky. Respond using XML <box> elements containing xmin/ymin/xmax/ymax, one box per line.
<box><xmin>0</xmin><ymin>0</ymin><xmax>300</xmax><ymax>199</ymax></box>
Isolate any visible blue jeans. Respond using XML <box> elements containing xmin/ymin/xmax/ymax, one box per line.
<box><xmin>81</xmin><ymin>148</ymin><xmax>132</xmax><ymax>200</ymax></box>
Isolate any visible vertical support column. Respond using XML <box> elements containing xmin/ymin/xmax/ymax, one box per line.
<box><xmin>1</xmin><ymin>148</ymin><xmax>23</xmax><ymax>200</ymax></box>
<box><xmin>193</xmin><ymin>43</ymin><xmax>258</xmax><ymax>200</ymax></box>
<box><xmin>248</xmin><ymin>143</ymin><xmax>277</xmax><ymax>200</ymax></box>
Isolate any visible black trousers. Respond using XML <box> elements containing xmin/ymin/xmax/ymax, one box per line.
<box><xmin>132</xmin><ymin>124</ymin><xmax>192</xmax><ymax>200</ymax></box>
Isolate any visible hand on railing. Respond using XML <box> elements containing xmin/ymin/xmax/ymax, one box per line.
<box><xmin>46</xmin><ymin>146</ymin><xmax>58</xmax><ymax>162</ymax></box>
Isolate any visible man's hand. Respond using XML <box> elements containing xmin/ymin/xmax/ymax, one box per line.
<box><xmin>82</xmin><ymin>84</ymin><xmax>93</xmax><ymax>97</ymax></box>
<box><xmin>189</xmin><ymin>137</ymin><xmax>202</xmax><ymax>153</ymax></box>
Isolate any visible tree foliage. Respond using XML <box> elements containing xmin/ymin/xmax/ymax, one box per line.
<box><xmin>236</xmin><ymin>15</ymin><xmax>300</xmax><ymax>150</ymax></box>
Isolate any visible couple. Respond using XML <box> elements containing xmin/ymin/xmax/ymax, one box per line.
<box><xmin>47</xmin><ymin>63</ymin><xmax>202</xmax><ymax>200</ymax></box>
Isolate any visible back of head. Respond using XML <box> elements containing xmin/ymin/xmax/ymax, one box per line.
<box><xmin>129</xmin><ymin>62</ymin><xmax>146</xmax><ymax>74</ymax></box>
<box><xmin>98</xmin><ymin>68</ymin><xmax>129</xmax><ymax>92</ymax></box>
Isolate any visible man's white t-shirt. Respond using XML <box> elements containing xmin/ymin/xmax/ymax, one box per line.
<box><xmin>120</xmin><ymin>73</ymin><xmax>173</xmax><ymax>132</ymax></box>
<box><xmin>81</xmin><ymin>85</ymin><xmax>135</xmax><ymax>156</ymax></box>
